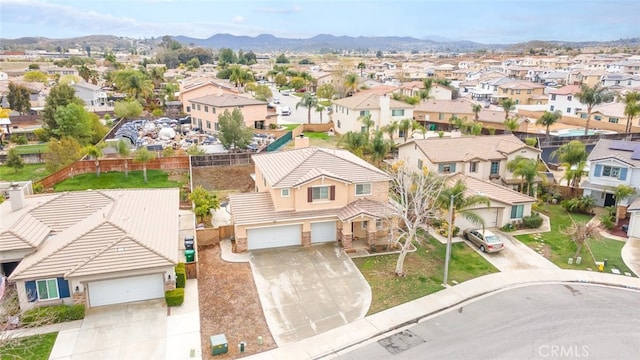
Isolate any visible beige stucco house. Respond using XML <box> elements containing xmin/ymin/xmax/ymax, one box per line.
<box><xmin>229</xmin><ymin>147</ymin><xmax>393</xmax><ymax>252</ymax></box>
<box><xmin>178</xmin><ymin>77</ymin><xmax>239</xmax><ymax>114</ymax></box>
<box><xmin>189</xmin><ymin>93</ymin><xmax>270</xmax><ymax>131</ymax></box>
<box><xmin>332</xmin><ymin>93</ymin><xmax>414</xmax><ymax>137</ymax></box>
<box><xmin>2</xmin><ymin>186</ymin><xmax>180</xmax><ymax>310</ymax></box>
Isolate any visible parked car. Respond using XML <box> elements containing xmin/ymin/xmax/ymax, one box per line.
<box><xmin>272</xmin><ymin>98</ymin><xmax>280</xmax><ymax>104</ymax></box>
<box><xmin>281</xmin><ymin>106</ymin><xmax>291</xmax><ymax>116</ymax></box>
<box><xmin>463</xmin><ymin>229</ymin><xmax>505</xmax><ymax>253</ymax></box>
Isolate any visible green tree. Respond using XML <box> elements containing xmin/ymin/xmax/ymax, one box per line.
<box><xmin>551</xmin><ymin>140</ymin><xmax>588</xmax><ymax>188</ymax></box>
<box><xmin>274</xmin><ymin>73</ymin><xmax>288</xmax><ymax>87</ymax></box>
<box><xmin>471</xmin><ymin>103</ymin><xmax>483</xmax><ymax>122</ymax></box>
<box><xmin>296</xmin><ymin>93</ymin><xmax>318</xmax><ymax>124</ymax></box>
<box><xmin>43</xmin><ymin>136</ymin><xmax>83</xmax><ymax>173</ymax></box>
<box><xmin>23</xmin><ymin>71</ymin><xmax>48</xmax><ymax>83</ymax></box>
<box><xmin>621</xmin><ymin>91</ymin><xmax>640</xmax><ymax>133</ymax></box>
<box><xmin>6</xmin><ymin>148</ymin><xmax>24</xmax><ymax>173</ymax></box>
<box><xmin>251</xmin><ymin>84</ymin><xmax>273</xmax><ymax>101</ymax></box>
<box><xmin>437</xmin><ymin>180</ymin><xmax>491</xmax><ymax>233</ymax></box>
<box><xmin>367</xmin><ymin>130</ymin><xmax>390</xmax><ymax>166</ymax></box>
<box><xmin>399</xmin><ymin>118</ymin><xmax>413</xmax><ymax>142</ymax></box>
<box><xmin>499</xmin><ymin>98</ymin><xmax>516</xmax><ymax>121</ymax></box>
<box><xmin>507</xmin><ymin>156</ymin><xmax>538</xmax><ymax>195</ymax></box>
<box><xmin>7</xmin><ymin>82</ymin><xmax>31</xmax><ymax>115</ymax></box>
<box><xmin>218</xmin><ymin>48</ymin><xmax>237</xmax><ymax>64</ymax></box>
<box><xmin>275</xmin><ymin>54</ymin><xmax>289</xmax><ymax>64</ymax></box>
<box><xmin>449</xmin><ymin>115</ymin><xmax>468</xmax><ymax>132</ymax></box>
<box><xmin>133</xmin><ymin>147</ymin><xmax>154</xmax><ymax>183</ymax></box>
<box><xmin>608</xmin><ymin>184</ymin><xmax>636</xmax><ymax>225</ymax></box>
<box><xmin>314</xmin><ymin>103</ymin><xmax>326</xmax><ymax>124</ymax></box>
<box><xmin>316</xmin><ymin>84</ymin><xmax>336</xmax><ymax>100</ymax></box>
<box><xmin>289</xmin><ymin>76</ymin><xmax>306</xmax><ymax>90</ymax></box>
<box><xmin>186</xmin><ymin>57</ymin><xmax>201</xmax><ymax>71</ymax></box>
<box><xmin>536</xmin><ymin>110</ymin><xmax>562</xmax><ymax>138</ymax></box>
<box><xmin>43</xmin><ymin>83</ymin><xmax>84</xmax><ymax>135</ymax></box>
<box><xmin>343</xmin><ymin>73</ymin><xmax>358</xmax><ymax>97</ymax></box>
<box><xmin>575</xmin><ymin>83</ymin><xmax>614</xmax><ymax>135</ymax></box>
<box><xmin>357</xmin><ymin>62</ymin><xmax>366</xmax><ymax>77</ymax></box>
<box><xmin>381</xmin><ymin>120</ymin><xmax>399</xmax><ymax>140</ymax></box>
<box><xmin>376</xmin><ymin>50</ymin><xmax>383</xmax><ymax>58</ymax></box>
<box><xmin>52</xmin><ymin>103</ymin><xmax>95</xmax><ymax>145</ymax></box>
<box><xmin>218</xmin><ymin>108</ymin><xmax>254</xmax><ymax>151</ymax></box>
<box><xmin>188</xmin><ymin>185</ymin><xmax>220</xmax><ymax>222</ymax></box>
<box><xmin>114</xmin><ymin>100</ymin><xmax>144</xmax><ymax>119</ymax></box>
<box><xmin>339</xmin><ymin>131</ymin><xmax>367</xmax><ymax>158</ymax></box>
<box><xmin>359</xmin><ymin>113</ymin><xmax>375</xmax><ymax>140</ymax></box>
<box><xmin>469</xmin><ymin>121</ymin><xmax>483</xmax><ymax>136</ymax></box>
<box><xmin>503</xmin><ymin>117</ymin><xmax>520</xmax><ymax>134</ymax></box>
<box><xmin>117</xmin><ymin>139</ymin><xmax>131</xmax><ymax>177</ymax></box>
<box><xmin>419</xmin><ymin>78</ymin><xmax>434</xmax><ymax>102</ymax></box>
<box><xmin>84</xmin><ymin>144</ymin><xmax>103</xmax><ymax>177</ymax></box>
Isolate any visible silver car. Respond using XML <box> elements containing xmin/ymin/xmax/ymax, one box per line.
<box><xmin>463</xmin><ymin>229</ymin><xmax>505</xmax><ymax>253</ymax></box>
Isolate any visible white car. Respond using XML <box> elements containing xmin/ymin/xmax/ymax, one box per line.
<box><xmin>280</xmin><ymin>106</ymin><xmax>291</xmax><ymax>116</ymax></box>
<box><xmin>272</xmin><ymin>98</ymin><xmax>280</xmax><ymax>104</ymax></box>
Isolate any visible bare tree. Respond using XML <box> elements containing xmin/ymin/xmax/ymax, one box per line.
<box><xmin>562</xmin><ymin>217</ymin><xmax>600</xmax><ymax>260</ymax></box>
<box><xmin>387</xmin><ymin>162</ymin><xmax>446</xmax><ymax>275</ymax></box>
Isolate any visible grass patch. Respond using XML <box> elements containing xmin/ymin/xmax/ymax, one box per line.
<box><xmin>318</xmin><ymin>100</ymin><xmax>332</xmax><ymax>106</ymax></box>
<box><xmin>516</xmin><ymin>204</ymin><xmax>634</xmax><ymax>275</ymax></box>
<box><xmin>353</xmin><ymin>237</ymin><xmax>498</xmax><ymax>315</ymax></box>
<box><xmin>282</xmin><ymin>124</ymin><xmax>299</xmax><ymax>131</ymax></box>
<box><xmin>53</xmin><ymin>170</ymin><xmax>182</xmax><ymax>191</ymax></box>
<box><xmin>0</xmin><ymin>164</ymin><xmax>51</xmax><ymax>182</ymax></box>
<box><xmin>303</xmin><ymin>132</ymin><xmax>329</xmax><ymax>140</ymax></box>
<box><xmin>11</xmin><ymin>144</ymin><xmax>48</xmax><ymax>155</ymax></box>
<box><xmin>0</xmin><ymin>332</ymin><xmax>58</xmax><ymax>360</ymax></box>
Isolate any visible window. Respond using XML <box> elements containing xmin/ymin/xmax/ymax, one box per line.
<box><xmin>438</xmin><ymin>163</ymin><xmax>455</xmax><ymax>174</ymax></box>
<box><xmin>360</xmin><ymin>126</ymin><xmax>366</xmax><ymax>133</ymax></box>
<box><xmin>609</xmin><ymin>118</ymin><xmax>619</xmax><ymax>124</ymax></box>
<box><xmin>361</xmin><ymin>221</ymin><xmax>369</xmax><ymax>230</ymax></box>
<box><xmin>469</xmin><ymin>161</ymin><xmax>478</xmax><ymax>173</ymax></box>
<box><xmin>36</xmin><ymin>279</ymin><xmax>59</xmax><ymax>300</ymax></box>
<box><xmin>206</xmin><ymin>121</ymin><xmax>211</xmax><ymax>129</ymax></box>
<box><xmin>438</xmin><ymin>113</ymin><xmax>444</xmax><ymax>120</ymax></box>
<box><xmin>337</xmin><ymin>120</ymin><xmax>341</xmax><ymax>128</ymax></box>
<box><xmin>490</xmin><ymin>161</ymin><xmax>499</xmax><ymax>175</ymax></box>
<box><xmin>312</xmin><ymin>186</ymin><xmax>329</xmax><ymax>200</ymax></box>
<box><xmin>550</xmin><ymin>105</ymin><xmax>555</xmax><ymax>111</ymax></box>
<box><xmin>214</xmin><ymin>122</ymin><xmax>219</xmax><ymax>131</ymax></box>
<box><xmin>567</xmin><ymin>95</ymin><xmax>573</xmax><ymax>101</ymax></box>
<box><xmin>212</xmin><ymin>108</ymin><xmax>216</xmax><ymax>114</ymax></box>
<box><xmin>281</xmin><ymin>188</ymin><xmax>290</xmax><ymax>197</ymax></box>
<box><xmin>418</xmin><ymin>159</ymin><xmax>423</xmax><ymax>169</ymax></box>
<box><xmin>376</xmin><ymin>219</ymin><xmax>384</xmax><ymax>230</ymax></box>
<box><xmin>197</xmin><ymin>104</ymin><xmax>201</xmax><ymax>110</ymax></box>
<box><xmin>581</xmin><ymin>113</ymin><xmax>588</xmax><ymax>119</ymax></box>
<box><xmin>602</xmin><ymin>166</ymin><xmax>620</xmax><ymax>178</ymax></box>
<box><xmin>566</xmin><ymin>108</ymin><xmax>571</xmax><ymax>114</ymax></box>
<box><xmin>510</xmin><ymin>205</ymin><xmax>524</xmax><ymax>219</ymax></box>
<box><xmin>356</xmin><ymin>183</ymin><xmax>372</xmax><ymax>195</ymax></box>
<box><xmin>516</xmin><ymin>89</ymin><xmax>521</xmax><ymax>94</ymax></box>
<box><xmin>551</xmin><ymin>94</ymin><xmax>556</xmax><ymax>100</ymax></box>
<box><xmin>527</xmin><ymin>89</ymin><xmax>532</xmax><ymax>94</ymax></box>
<box><xmin>204</xmin><ymin>106</ymin><xmax>209</xmax><ymax>112</ymax></box>
<box><xmin>391</xmin><ymin>109</ymin><xmax>405</xmax><ymax>116</ymax></box>
<box><xmin>359</xmin><ymin>110</ymin><xmax>370</xmax><ymax>116</ymax></box>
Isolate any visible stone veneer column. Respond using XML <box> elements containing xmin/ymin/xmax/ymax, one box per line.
<box><xmin>366</xmin><ymin>231</ymin><xmax>376</xmax><ymax>247</ymax></box>
<box><xmin>165</xmin><ymin>280</ymin><xmax>176</xmax><ymax>291</ymax></box>
<box><xmin>72</xmin><ymin>291</ymin><xmax>86</xmax><ymax>306</ymax></box>
<box><xmin>301</xmin><ymin>231</ymin><xmax>311</xmax><ymax>247</ymax></box>
<box><xmin>337</xmin><ymin>222</ymin><xmax>343</xmax><ymax>244</ymax></box>
<box><xmin>236</xmin><ymin>237</ymin><xmax>248</xmax><ymax>252</ymax></box>
<box><xmin>342</xmin><ymin>233</ymin><xmax>353</xmax><ymax>249</ymax></box>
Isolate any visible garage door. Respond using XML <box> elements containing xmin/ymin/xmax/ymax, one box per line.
<box><xmin>456</xmin><ymin>208</ymin><xmax>499</xmax><ymax>231</ymax></box>
<box><xmin>88</xmin><ymin>273</ymin><xmax>164</xmax><ymax>307</ymax></box>
<box><xmin>311</xmin><ymin>221</ymin><xmax>336</xmax><ymax>243</ymax></box>
<box><xmin>247</xmin><ymin>224</ymin><xmax>301</xmax><ymax>250</ymax></box>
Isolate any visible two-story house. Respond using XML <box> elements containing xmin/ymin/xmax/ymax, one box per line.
<box><xmin>548</xmin><ymin>84</ymin><xmax>582</xmax><ymax>115</ymax></box>
<box><xmin>178</xmin><ymin>77</ymin><xmax>239</xmax><ymax>114</ymax></box>
<box><xmin>332</xmin><ymin>93</ymin><xmax>413</xmax><ymax>137</ymax></box>
<box><xmin>189</xmin><ymin>93</ymin><xmax>269</xmax><ymax>132</ymax></box>
<box><xmin>495</xmin><ymin>81</ymin><xmax>547</xmax><ymax>105</ymax></box>
<box><xmin>400</xmin><ymin>81</ymin><xmax>453</xmax><ymax>100</ymax></box>
<box><xmin>396</xmin><ymin>134</ymin><xmax>538</xmax><ymax>228</ymax></box>
<box><xmin>71</xmin><ymin>81</ymin><xmax>110</xmax><ymax>110</ymax></box>
<box><xmin>229</xmin><ymin>147</ymin><xmax>393</xmax><ymax>252</ymax></box>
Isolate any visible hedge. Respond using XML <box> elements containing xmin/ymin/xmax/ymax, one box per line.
<box><xmin>165</xmin><ymin>288</ymin><xmax>185</xmax><ymax>307</ymax></box>
<box><xmin>175</xmin><ymin>262</ymin><xmax>186</xmax><ymax>288</ymax></box>
<box><xmin>522</xmin><ymin>214</ymin><xmax>543</xmax><ymax>229</ymax></box>
<box><xmin>21</xmin><ymin>304</ymin><xmax>85</xmax><ymax>325</ymax></box>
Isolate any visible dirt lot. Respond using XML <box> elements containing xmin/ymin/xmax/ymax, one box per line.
<box><xmin>192</xmin><ymin>165</ymin><xmax>255</xmax><ymax>198</ymax></box>
<box><xmin>198</xmin><ymin>244</ymin><xmax>276</xmax><ymax>358</ymax></box>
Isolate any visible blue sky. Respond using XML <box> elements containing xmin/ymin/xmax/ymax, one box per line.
<box><xmin>1</xmin><ymin>0</ymin><xmax>638</xmax><ymax>44</ymax></box>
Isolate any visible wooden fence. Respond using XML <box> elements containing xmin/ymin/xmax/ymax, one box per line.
<box><xmin>196</xmin><ymin>225</ymin><xmax>234</xmax><ymax>246</ymax></box>
<box><xmin>190</xmin><ymin>153</ymin><xmax>253</xmax><ymax>167</ymax></box>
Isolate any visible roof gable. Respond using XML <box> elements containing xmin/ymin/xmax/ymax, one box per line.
<box><xmin>29</xmin><ymin>191</ymin><xmax>113</xmax><ymax>231</ymax></box>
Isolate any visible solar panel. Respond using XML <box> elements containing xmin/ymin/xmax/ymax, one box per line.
<box><xmin>608</xmin><ymin>140</ymin><xmax>638</xmax><ymax>151</ymax></box>
<box><xmin>631</xmin><ymin>146</ymin><xmax>640</xmax><ymax>160</ymax></box>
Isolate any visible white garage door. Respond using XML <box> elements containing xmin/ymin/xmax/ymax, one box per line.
<box><xmin>311</xmin><ymin>221</ymin><xmax>337</xmax><ymax>243</ymax></box>
<box><xmin>247</xmin><ymin>224</ymin><xmax>301</xmax><ymax>250</ymax></box>
<box><xmin>456</xmin><ymin>208</ymin><xmax>499</xmax><ymax>231</ymax></box>
<box><xmin>88</xmin><ymin>273</ymin><xmax>164</xmax><ymax>307</ymax></box>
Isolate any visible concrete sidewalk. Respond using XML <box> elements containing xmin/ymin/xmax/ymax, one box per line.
<box><xmin>166</xmin><ymin>279</ymin><xmax>202</xmax><ymax>360</ymax></box>
<box><xmin>244</xmin><ymin>269</ymin><xmax>640</xmax><ymax>360</ymax></box>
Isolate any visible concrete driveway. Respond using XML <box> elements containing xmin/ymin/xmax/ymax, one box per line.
<box><xmin>464</xmin><ymin>230</ymin><xmax>559</xmax><ymax>272</ymax></box>
<box><xmin>49</xmin><ymin>300</ymin><xmax>167</xmax><ymax>360</ymax></box>
<box><xmin>249</xmin><ymin>243</ymin><xmax>371</xmax><ymax>346</ymax></box>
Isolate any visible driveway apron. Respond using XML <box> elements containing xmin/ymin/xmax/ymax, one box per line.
<box><xmin>249</xmin><ymin>243</ymin><xmax>371</xmax><ymax>346</ymax></box>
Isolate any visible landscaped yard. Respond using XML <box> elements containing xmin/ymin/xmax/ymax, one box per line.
<box><xmin>0</xmin><ymin>332</ymin><xmax>58</xmax><ymax>360</ymax></box>
<box><xmin>0</xmin><ymin>164</ymin><xmax>51</xmax><ymax>182</ymax></box>
<box><xmin>11</xmin><ymin>144</ymin><xmax>48</xmax><ymax>155</ymax></box>
<box><xmin>284</xmin><ymin>131</ymin><xmax>340</xmax><ymax>149</ymax></box>
<box><xmin>352</xmin><ymin>236</ymin><xmax>498</xmax><ymax>315</ymax></box>
<box><xmin>53</xmin><ymin>170</ymin><xmax>183</xmax><ymax>191</ymax></box>
<box><xmin>516</xmin><ymin>204</ymin><xmax>634</xmax><ymax>275</ymax></box>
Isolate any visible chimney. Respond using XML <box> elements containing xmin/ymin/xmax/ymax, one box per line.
<box><xmin>295</xmin><ymin>133</ymin><xmax>309</xmax><ymax>148</ymax></box>
<box><xmin>8</xmin><ymin>182</ymin><xmax>26</xmax><ymax>211</ymax></box>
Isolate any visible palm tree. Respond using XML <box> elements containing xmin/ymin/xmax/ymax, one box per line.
<box><xmin>367</xmin><ymin>130</ymin><xmax>390</xmax><ymax>166</ymax></box>
<box><xmin>575</xmin><ymin>83</ymin><xmax>614</xmax><ymax>135</ymax></box>
<box><xmin>471</xmin><ymin>103</ymin><xmax>483</xmax><ymax>122</ymax></box>
<box><xmin>562</xmin><ymin>159</ymin><xmax>588</xmax><ymax>188</ymax></box>
<box><xmin>622</xmin><ymin>91</ymin><xmax>640</xmax><ymax>133</ymax></box>
<box><xmin>399</xmin><ymin>118</ymin><xmax>413</xmax><ymax>142</ymax></box>
<box><xmin>503</xmin><ymin>117</ymin><xmax>520</xmax><ymax>134</ymax></box>
<box><xmin>563</xmin><ymin>218</ymin><xmax>600</xmax><ymax>259</ymax></box>
<box><xmin>296</xmin><ymin>93</ymin><xmax>318</xmax><ymax>124</ymax></box>
<box><xmin>507</xmin><ymin>156</ymin><xmax>538</xmax><ymax>195</ymax></box>
<box><xmin>381</xmin><ymin>120</ymin><xmax>399</xmax><ymax>141</ymax></box>
<box><xmin>357</xmin><ymin>62</ymin><xmax>366</xmax><ymax>77</ymax></box>
<box><xmin>608</xmin><ymin>184</ymin><xmax>636</xmax><ymax>225</ymax></box>
<box><xmin>117</xmin><ymin>139</ymin><xmax>131</xmax><ymax>177</ymax></box>
<box><xmin>449</xmin><ymin>116</ymin><xmax>468</xmax><ymax>132</ymax></box>
<box><xmin>77</xmin><ymin>64</ymin><xmax>92</xmax><ymax>82</ymax></box>
<box><xmin>437</xmin><ymin>180</ymin><xmax>491</xmax><ymax>233</ymax></box>
<box><xmin>499</xmin><ymin>98</ymin><xmax>516</xmax><ymax>121</ymax></box>
<box><xmin>134</xmin><ymin>147</ymin><xmax>153</xmax><ymax>183</ymax></box>
<box><xmin>339</xmin><ymin>131</ymin><xmax>367</xmax><ymax>157</ymax></box>
<box><xmin>536</xmin><ymin>110</ymin><xmax>562</xmax><ymax>138</ymax></box>
<box><xmin>358</xmin><ymin>113</ymin><xmax>375</xmax><ymax>140</ymax></box>
<box><xmin>344</xmin><ymin>73</ymin><xmax>358</xmax><ymax>97</ymax></box>
<box><xmin>469</xmin><ymin>122</ymin><xmax>483</xmax><ymax>136</ymax></box>
<box><xmin>419</xmin><ymin>78</ymin><xmax>434</xmax><ymax>102</ymax></box>
<box><xmin>314</xmin><ymin>103</ymin><xmax>326</xmax><ymax>124</ymax></box>
<box><xmin>551</xmin><ymin>140</ymin><xmax>588</xmax><ymax>170</ymax></box>
<box><xmin>85</xmin><ymin>145</ymin><xmax>103</xmax><ymax>177</ymax></box>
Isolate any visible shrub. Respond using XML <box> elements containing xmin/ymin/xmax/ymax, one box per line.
<box><xmin>175</xmin><ymin>262</ymin><xmax>186</xmax><ymax>288</ymax></box>
<box><xmin>561</xmin><ymin>195</ymin><xmax>595</xmax><ymax>214</ymax></box>
<box><xmin>599</xmin><ymin>212</ymin><xmax>615</xmax><ymax>230</ymax></box>
<box><xmin>522</xmin><ymin>214</ymin><xmax>543</xmax><ymax>228</ymax></box>
<box><xmin>269</xmin><ymin>123</ymin><xmax>277</xmax><ymax>129</ymax></box>
<box><xmin>501</xmin><ymin>223</ymin><xmax>515</xmax><ymax>232</ymax></box>
<box><xmin>165</xmin><ymin>288</ymin><xmax>185</xmax><ymax>307</ymax></box>
<box><xmin>11</xmin><ymin>135</ymin><xmax>28</xmax><ymax>145</ymax></box>
<box><xmin>21</xmin><ymin>304</ymin><xmax>85</xmax><ymax>325</ymax></box>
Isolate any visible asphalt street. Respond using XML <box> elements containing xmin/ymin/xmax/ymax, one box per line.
<box><xmin>272</xmin><ymin>88</ymin><xmax>329</xmax><ymax>125</ymax></box>
<box><xmin>336</xmin><ymin>284</ymin><xmax>640</xmax><ymax>360</ymax></box>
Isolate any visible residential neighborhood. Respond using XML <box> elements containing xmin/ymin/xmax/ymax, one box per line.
<box><xmin>2</xmin><ymin>3</ymin><xmax>640</xmax><ymax>359</ymax></box>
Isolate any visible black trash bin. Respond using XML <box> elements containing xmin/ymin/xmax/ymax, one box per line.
<box><xmin>184</xmin><ymin>235</ymin><xmax>194</xmax><ymax>250</ymax></box>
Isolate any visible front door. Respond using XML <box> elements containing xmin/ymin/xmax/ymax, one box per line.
<box><xmin>604</xmin><ymin>193</ymin><xmax>616</xmax><ymax>207</ymax></box>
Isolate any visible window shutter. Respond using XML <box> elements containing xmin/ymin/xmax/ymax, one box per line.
<box><xmin>25</xmin><ymin>281</ymin><xmax>37</xmax><ymax>302</ymax></box>
<box><xmin>307</xmin><ymin>188</ymin><xmax>312</xmax><ymax>202</ymax></box>
<box><xmin>438</xmin><ymin>164</ymin><xmax>444</xmax><ymax>173</ymax></box>
<box><xmin>57</xmin><ymin>277</ymin><xmax>71</xmax><ymax>298</ymax></box>
<box><xmin>451</xmin><ymin>163</ymin><xmax>457</xmax><ymax>172</ymax></box>
<box><xmin>330</xmin><ymin>185</ymin><xmax>336</xmax><ymax>200</ymax></box>
<box><xmin>594</xmin><ymin>164</ymin><xmax>602</xmax><ymax>177</ymax></box>
<box><xmin>619</xmin><ymin>167</ymin><xmax>628</xmax><ymax>181</ymax></box>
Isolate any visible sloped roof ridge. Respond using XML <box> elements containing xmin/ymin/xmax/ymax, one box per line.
<box><xmin>271</xmin><ymin>147</ymin><xmax>318</xmax><ymax>185</ymax></box>
<box><xmin>315</xmin><ymin>147</ymin><xmax>389</xmax><ymax>177</ymax></box>
<box><xmin>2</xmin><ymin>230</ymin><xmax>35</xmax><ymax>249</ymax></box>
<box><xmin>1</xmin><ymin>212</ymin><xmax>48</xmax><ymax>247</ymax></box>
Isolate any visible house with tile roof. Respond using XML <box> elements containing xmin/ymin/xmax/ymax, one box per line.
<box><xmin>189</xmin><ymin>93</ymin><xmax>270</xmax><ymax>131</ymax></box>
<box><xmin>548</xmin><ymin>84</ymin><xmax>583</xmax><ymax>115</ymax></box>
<box><xmin>1</xmin><ymin>185</ymin><xmax>180</xmax><ymax>310</ymax></box>
<box><xmin>495</xmin><ymin>81</ymin><xmax>547</xmax><ymax>105</ymax></box>
<box><xmin>397</xmin><ymin>134</ymin><xmax>541</xmax><ymax>196</ymax></box>
<box><xmin>228</xmin><ymin>147</ymin><xmax>393</xmax><ymax>252</ymax></box>
<box><xmin>178</xmin><ymin>76</ymin><xmax>240</xmax><ymax>114</ymax></box>
<box><xmin>331</xmin><ymin>93</ymin><xmax>413</xmax><ymax>137</ymax></box>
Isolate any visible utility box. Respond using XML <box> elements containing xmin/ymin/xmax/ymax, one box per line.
<box><xmin>185</xmin><ymin>249</ymin><xmax>195</xmax><ymax>263</ymax></box>
<box><xmin>210</xmin><ymin>334</ymin><xmax>228</xmax><ymax>355</ymax></box>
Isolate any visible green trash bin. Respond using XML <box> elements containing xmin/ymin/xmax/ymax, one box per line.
<box><xmin>185</xmin><ymin>249</ymin><xmax>195</xmax><ymax>262</ymax></box>
<box><xmin>210</xmin><ymin>334</ymin><xmax>228</xmax><ymax>355</ymax></box>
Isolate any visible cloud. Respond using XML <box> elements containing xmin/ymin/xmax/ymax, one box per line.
<box><xmin>232</xmin><ymin>16</ymin><xmax>246</xmax><ymax>24</ymax></box>
<box><xmin>254</xmin><ymin>5</ymin><xmax>303</xmax><ymax>14</ymax></box>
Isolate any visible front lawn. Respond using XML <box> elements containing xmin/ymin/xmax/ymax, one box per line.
<box><xmin>0</xmin><ymin>164</ymin><xmax>51</xmax><ymax>182</ymax></box>
<box><xmin>516</xmin><ymin>204</ymin><xmax>634</xmax><ymax>275</ymax></box>
<box><xmin>353</xmin><ymin>236</ymin><xmax>498</xmax><ymax>315</ymax></box>
<box><xmin>0</xmin><ymin>332</ymin><xmax>58</xmax><ymax>360</ymax></box>
<box><xmin>303</xmin><ymin>131</ymin><xmax>329</xmax><ymax>140</ymax></box>
<box><xmin>53</xmin><ymin>170</ymin><xmax>182</xmax><ymax>191</ymax></box>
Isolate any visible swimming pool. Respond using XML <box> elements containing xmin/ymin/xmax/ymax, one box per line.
<box><xmin>550</xmin><ymin>128</ymin><xmax>617</xmax><ymax>137</ymax></box>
